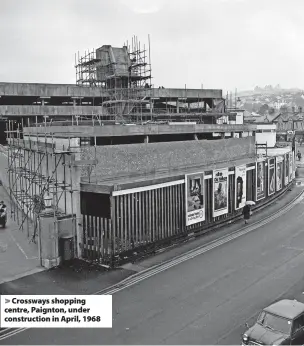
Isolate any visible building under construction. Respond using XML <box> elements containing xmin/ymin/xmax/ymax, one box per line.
<box><xmin>0</xmin><ymin>36</ymin><xmax>270</xmax><ymax>267</ymax></box>
<box><xmin>0</xmin><ymin>36</ymin><xmax>232</xmax><ymax>135</ymax></box>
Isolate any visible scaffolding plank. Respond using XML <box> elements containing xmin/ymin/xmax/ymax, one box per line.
<box><xmin>72</xmin><ymin>159</ymin><xmax>98</xmax><ymax>166</ymax></box>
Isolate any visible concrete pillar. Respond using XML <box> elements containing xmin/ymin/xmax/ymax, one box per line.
<box><xmin>70</xmin><ymin>139</ymin><xmax>82</xmax><ymax>259</ymax></box>
<box><xmin>73</xmin><ymin>99</ymin><xmax>76</xmax><ymax>107</ymax></box>
<box><xmin>41</xmin><ymin>99</ymin><xmax>45</xmax><ymax>106</ymax></box>
<box><xmin>176</xmin><ymin>100</ymin><xmax>179</xmax><ymax>114</ymax></box>
<box><xmin>239</xmin><ymin>132</ymin><xmax>243</xmax><ymax>138</ymax></box>
<box><xmin>194</xmin><ymin>134</ymin><xmax>198</xmax><ymax>140</ymax></box>
<box><xmin>144</xmin><ymin>136</ymin><xmax>149</xmax><ymax>143</ymax></box>
<box><xmin>74</xmin><ymin>190</ymin><xmax>82</xmax><ymax>259</ymax></box>
<box><xmin>221</xmin><ymin>133</ymin><xmax>225</xmax><ymax>139</ymax></box>
<box><xmin>150</xmin><ymin>101</ymin><xmax>154</xmax><ymax>117</ymax></box>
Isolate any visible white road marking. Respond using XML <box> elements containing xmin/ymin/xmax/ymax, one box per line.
<box><xmin>7</xmin><ymin>230</ymin><xmax>29</xmax><ymax>260</ymax></box>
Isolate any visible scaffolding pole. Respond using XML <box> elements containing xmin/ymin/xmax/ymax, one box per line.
<box><xmin>75</xmin><ymin>35</ymin><xmax>153</xmax><ymax>124</ymax></box>
<box><xmin>6</xmin><ymin>124</ymin><xmax>97</xmax><ymax>261</ymax></box>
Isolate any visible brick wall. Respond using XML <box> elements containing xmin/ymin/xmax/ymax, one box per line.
<box><xmin>88</xmin><ymin>137</ymin><xmax>255</xmax><ymax>179</ymax></box>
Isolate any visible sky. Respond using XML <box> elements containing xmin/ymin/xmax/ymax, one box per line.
<box><xmin>0</xmin><ymin>0</ymin><xmax>304</xmax><ymax>93</ymax></box>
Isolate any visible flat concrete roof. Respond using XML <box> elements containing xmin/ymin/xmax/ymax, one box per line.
<box><xmin>0</xmin><ymin>82</ymin><xmax>223</xmax><ymax>100</ymax></box>
<box><xmin>24</xmin><ymin>123</ymin><xmax>257</xmax><ymax>137</ymax></box>
<box><xmin>80</xmin><ymin>156</ymin><xmax>255</xmax><ymax>194</ymax></box>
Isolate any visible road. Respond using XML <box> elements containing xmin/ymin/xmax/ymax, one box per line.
<box><xmin>1</xmin><ymin>190</ymin><xmax>304</xmax><ymax>344</ymax></box>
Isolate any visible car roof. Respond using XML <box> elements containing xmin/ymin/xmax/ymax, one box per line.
<box><xmin>264</xmin><ymin>299</ymin><xmax>304</xmax><ymax>320</ymax></box>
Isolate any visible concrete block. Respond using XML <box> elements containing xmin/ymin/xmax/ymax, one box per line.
<box><xmin>39</xmin><ymin>215</ymin><xmax>60</xmax><ymax>264</ymax></box>
<box><xmin>41</xmin><ymin>257</ymin><xmax>61</xmax><ymax>269</ymax></box>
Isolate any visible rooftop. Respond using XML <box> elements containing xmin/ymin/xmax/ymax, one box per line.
<box><xmin>23</xmin><ymin>123</ymin><xmax>257</xmax><ymax>138</ymax></box>
<box><xmin>264</xmin><ymin>299</ymin><xmax>304</xmax><ymax>320</ymax></box>
<box><xmin>0</xmin><ymin>82</ymin><xmax>223</xmax><ymax>100</ymax></box>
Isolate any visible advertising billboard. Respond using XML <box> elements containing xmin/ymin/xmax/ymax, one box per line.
<box><xmin>285</xmin><ymin>153</ymin><xmax>289</xmax><ymax>186</ymax></box>
<box><xmin>235</xmin><ymin>165</ymin><xmax>247</xmax><ymax>210</ymax></box>
<box><xmin>213</xmin><ymin>168</ymin><xmax>229</xmax><ymax>217</ymax></box>
<box><xmin>185</xmin><ymin>172</ymin><xmax>205</xmax><ymax>226</ymax></box>
<box><xmin>289</xmin><ymin>151</ymin><xmax>293</xmax><ymax>181</ymax></box>
<box><xmin>256</xmin><ymin>160</ymin><xmax>266</xmax><ymax>201</ymax></box>
<box><xmin>268</xmin><ymin>158</ymin><xmax>275</xmax><ymax>196</ymax></box>
<box><xmin>276</xmin><ymin>156</ymin><xmax>283</xmax><ymax>192</ymax></box>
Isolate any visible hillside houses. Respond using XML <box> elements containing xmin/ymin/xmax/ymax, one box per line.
<box><xmin>273</xmin><ymin>108</ymin><xmax>304</xmax><ymax>132</ymax></box>
<box><xmin>244</xmin><ymin>106</ymin><xmax>304</xmax><ymax>132</ymax></box>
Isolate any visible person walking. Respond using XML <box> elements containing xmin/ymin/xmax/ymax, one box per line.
<box><xmin>297</xmin><ymin>150</ymin><xmax>302</xmax><ymax>161</ymax></box>
<box><xmin>243</xmin><ymin>204</ymin><xmax>251</xmax><ymax>224</ymax></box>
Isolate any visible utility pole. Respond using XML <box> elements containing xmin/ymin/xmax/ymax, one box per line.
<box><xmin>235</xmin><ymin>88</ymin><xmax>237</xmax><ymax>108</ymax></box>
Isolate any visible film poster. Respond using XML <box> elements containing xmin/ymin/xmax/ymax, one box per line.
<box><xmin>289</xmin><ymin>151</ymin><xmax>293</xmax><ymax>181</ymax></box>
<box><xmin>213</xmin><ymin>168</ymin><xmax>229</xmax><ymax>217</ymax></box>
<box><xmin>256</xmin><ymin>160</ymin><xmax>265</xmax><ymax>201</ymax></box>
<box><xmin>276</xmin><ymin>156</ymin><xmax>283</xmax><ymax>191</ymax></box>
<box><xmin>235</xmin><ymin>165</ymin><xmax>247</xmax><ymax>210</ymax></box>
<box><xmin>185</xmin><ymin>172</ymin><xmax>205</xmax><ymax>226</ymax></box>
<box><xmin>285</xmin><ymin>153</ymin><xmax>289</xmax><ymax>186</ymax></box>
<box><xmin>268</xmin><ymin>158</ymin><xmax>275</xmax><ymax>196</ymax></box>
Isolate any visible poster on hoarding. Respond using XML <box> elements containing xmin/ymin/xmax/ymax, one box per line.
<box><xmin>289</xmin><ymin>151</ymin><xmax>293</xmax><ymax>181</ymax></box>
<box><xmin>213</xmin><ymin>168</ymin><xmax>229</xmax><ymax>217</ymax></box>
<box><xmin>268</xmin><ymin>158</ymin><xmax>275</xmax><ymax>196</ymax></box>
<box><xmin>185</xmin><ymin>172</ymin><xmax>205</xmax><ymax>226</ymax></box>
<box><xmin>256</xmin><ymin>160</ymin><xmax>265</xmax><ymax>201</ymax></box>
<box><xmin>285</xmin><ymin>153</ymin><xmax>289</xmax><ymax>185</ymax></box>
<box><xmin>292</xmin><ymin>151</ymin><xmax>296</xmax><ymax>179</ymax></box>
<box><xmin>276</xmin><ymin>156</ymin><xmax>283</xmax><ymax>191</ymax></box>
<box><xmin>235</xmin><ymin>165</ymin><xmax>247</xmax><ymax>210</ymax></box>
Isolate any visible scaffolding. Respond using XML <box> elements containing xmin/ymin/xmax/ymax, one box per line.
<box><xmin>74</xmin><ymin>36</ymin><xmax>229</xmax><ymax>124</ymax></box>
<box><xmin>6</xmin><ymin>120</ymin><xmax>97</xmax><ymax>257</ymax></box>
<box><xmin>75</xmin><ymin>48</ymin><xmax>102</xmax><ymax>87</ymax></box>
<box><xmin>75</xmin><ymin>35</ymin><xmax>153</xmax><ymax>123</ymax></box>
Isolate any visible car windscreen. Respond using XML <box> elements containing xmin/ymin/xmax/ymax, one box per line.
<box><xmin>257</xmin><ymin>311</ymin><xmax>291</xmax><ymax>335</ymax></box>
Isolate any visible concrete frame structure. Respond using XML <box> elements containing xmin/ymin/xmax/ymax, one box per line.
<box><xmin>0</xmin><ymin>82</ymin><xmax>224</xmax><ymax>119</ymax></box>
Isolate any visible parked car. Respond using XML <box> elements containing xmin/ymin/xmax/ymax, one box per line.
<box><xmin>242</xmin><ymin>299</ymin><xmax>304</xmax><ymax>345</ymax></box>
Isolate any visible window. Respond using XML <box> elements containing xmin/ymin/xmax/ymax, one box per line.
<box><xmin>292</xmin><ymin>315</ymin><xmax>304</xmax><ymax>334</ymax></box>
<box><xmin>80</xmin><ymin>191</ymin><xmax>111</xmax><ymax>218</ymax></box>
<box><xmin>257</xmin><ymin>311</ymin><xmax>291</xmax><ymax>335</ymax></box>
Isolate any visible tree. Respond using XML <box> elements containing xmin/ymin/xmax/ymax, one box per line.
<box><xmin>268</xmin><ymin>107</ymin><xmax>275</xmax><ymax>114</ymax></box>
<box><xmin>258</xmin><ymin>104</ymin><xmax>269</xmax><ymax>115</ymax></box>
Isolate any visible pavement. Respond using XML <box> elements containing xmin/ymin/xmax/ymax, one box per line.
<box><xmin>0</xmin><ymin>185</ymin><xmax>42</xmax><ymax>285</ymax></box>
<box><xmin>0</xmin><ymin>148</ymin><xmax>41</xmax><ymax>286</ymax></box>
